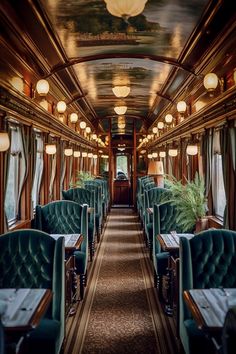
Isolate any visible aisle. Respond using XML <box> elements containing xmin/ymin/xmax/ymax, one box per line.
<box><xmin>65</xmin><ymin>208</ymin><xmax>178</xmax><ymax>354</ymax></box>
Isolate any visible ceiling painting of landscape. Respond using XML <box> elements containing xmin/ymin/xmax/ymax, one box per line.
<box><xmin>73</xmin><ymin>58</ymin><xmax>172</xmax><ymax>118</ymax></box>
<box><xmin>42</xmin><ymin>0</ymin><xmax>209</xmax><ymax>60</ymax></box>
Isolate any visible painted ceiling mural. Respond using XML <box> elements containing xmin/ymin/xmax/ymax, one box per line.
<box><xmin>41</xmin><ymin>0</ymin><xmax>209</xmax><ymax>130</ymax></box>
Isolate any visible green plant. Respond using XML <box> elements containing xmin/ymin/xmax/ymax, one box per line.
<box><xmin>164</xmin><ymin>173</ymin><xmax>208</xmax><ymax>232</ymax></box>
<box><xmin>71</xmin><ymin>171</ymin><xmax>95</xmax><ymax>188</ymax></box>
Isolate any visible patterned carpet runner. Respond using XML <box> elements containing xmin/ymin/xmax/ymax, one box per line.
<box><xmin>65</xmin><ymin>208</ymin><xmax>179</xmax><ymax>354</ymax></box>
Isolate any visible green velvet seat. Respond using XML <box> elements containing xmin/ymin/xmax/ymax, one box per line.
<box><xmin>222</xmin><ymin>306</ymin><xmax>236</xmax><ymax>354</ymax></box>
<box><xmin>153</xmin><ymin>201</ymin><xmax>187</xmax><ymax>298</ymax></box>
<box><xmin>144</xmin><ymin>187</ymin><xmax>171</xmax><ymax>257</ymax></box>
<box><xmin>179</xmin><ymin>229</ymin><xmax>236</xmax><ymax>354</ymax></box>
<box><xmin>84</xmin><ymin>183</ymin><xmax>103</xmax><ymax>242</ymax></box>
<box><xmin>0</xmin><ymin>318</ymin><xmax>4</xmax><ymax>354</ymax></box>
<box><xmin>0</xmin><ymin>229</ymin><xmax>65</xmax><ymax>354</ymax></box>
<box><xmin>62</xmin><ymin>187</ymin><xmax>96</xmax><ymax>260</ymax></box>
<box><xmin>34</xmin><ymin>200</ymin><xmax>88</xmax><ymax>300</ymax></box>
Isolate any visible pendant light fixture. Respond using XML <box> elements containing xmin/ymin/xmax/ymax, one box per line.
<box><xmin>104</xmin><ymin>0</ymin><xmax>148</xmax><ymax>20</ymax></box>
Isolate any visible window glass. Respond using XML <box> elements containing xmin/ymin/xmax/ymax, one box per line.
<box><xmin>116</xmin><ymin>155</ymin><xmax>128</xmax><ymax>179</ymax></box>
<box><xmin>32</xmin><ymin>134</ymin><xmax>44</xmax><ymax>209</ymax></box>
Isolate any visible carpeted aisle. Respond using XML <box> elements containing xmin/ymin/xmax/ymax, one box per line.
<box><xmin>65</xmin><ymin>208</ymin><xmax>179</xmax><ymax>354</ymax></box>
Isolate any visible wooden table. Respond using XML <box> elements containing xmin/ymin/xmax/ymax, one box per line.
<box><xmin>50</xmin><ymin>233</ymin><xmax>83</xmax><ymax>253</ymax></box>
<box><xmin>184</xmin><ymin>288</ymin><xmax>236</xmax><ymax>333</ymax></box>
<box><xmin>158</xmin><ymin>233</ymin><xmax>194</xmax><ymax>253</ymax></box>
<box><xmin>0</xmin><ymin>288</ymin><xmax>52</xmax><ymax>333</ymax></box>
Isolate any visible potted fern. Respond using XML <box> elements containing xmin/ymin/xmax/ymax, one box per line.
<box><xmin>165</xmin><ymin>173</ymin><xmax>208</xmax><ymax>232</ymax></box>
<box><xmin>71</xmin><ymin>171</ymin><xmax>95</xmax><ymax>188</ymax></box>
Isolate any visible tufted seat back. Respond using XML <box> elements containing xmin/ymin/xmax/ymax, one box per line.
<box><xmin>179</xmin><ymin>229</ymin><xmax>236</xmax><ymax>354</ymax></box>
<box><xmin>184</xmin><ymin>229</ymin><xmax>236</xmax><ymax>289</ymax></box>
<box><xmin>0</xmin><ymin>229</ymin><xmax>65</xmax><ymax>354</ymax></box>
<box><xmin>35</xmin><ymin>200</ymin><xmax>88</xmax><ymax>255</ymax></box>
<box><xmin>157</xmin><ymin>201</ymin><xmax>188</xmax><ymax>235</ymax></box>
<box><xmin>62</xmin><ymin>187</ymin><xmax>94</xmax><ymax>209</ymax></box>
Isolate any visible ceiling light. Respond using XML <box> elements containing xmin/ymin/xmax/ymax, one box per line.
<box><xmin>114</xmin><ymin>106</ymin><xmax>127</xmax><ymax>115</ymax></box>
<box><xmin>168</xmin><ymin>149</ymin><xmax>178</xmax><ymax>157</ymax></box>
<box><xmin>147</xmin><ymin>153</ymin><xmax>153</xmax><ymax>159</ymax></box>
<box><xmin>0</xmin><ymin>132</ymin><xmax>10</xmax><ymax>152</ymax></box>
<box><xmin>82</xmin><ymin>152</ymin><xmax>87</xmax><ymax>157</ymax></box>
<box><xmin>177</xmin><ymin>101</ymin><xmax>187</xmax><ymax>113</ymax></box>
<box><xmin>45</xmin><ymin>144</ymin><xmax>56</xmax><ymax>155</ymax></box>
<box><xmin>36</xmin><ymin>79</ymin><xmax>49</xmax><ymax>96</ymax></box>
<box><xmin>147</xmin><ymin>134</ymin><xmax>151</xmax><ymax>140</ymax></box>
<box><xmin>159</xmin><ymin>151</ymin><xmax>166</xmax><ymax>158</ymax></box>
<box><xmin>165</xmin><ymin>114</ymin><xmax>173</xmax><ymax>124</ymax></box>
<box><xmin>152</xmin><ymin>127</ymin><xmax>158</xmax><ymax>134</ymax></box>
<box><xmin>93</xmin><ymin>154</ymin><xmax>98</xmax><ymax>159</ymax></box>
<box><xmin>73</xmin><ymin>150</ymin><xmax>81</xmax><ymax>157</ymax></box>
<box><xmin>104</xmin><ymin>0</ymin><xmax>148</xmax><ymax>20</ymax></box>
<box><xmin>88</xmin><ymin>152</ymin><xmax>93</xmax><ymax>158</ymax></box>
<box><xmin>112</xmin><ymin>85</ymin><xmax>130</xmax><ymax>98</ymax></box>
<box><xmin>157</xmin><ymin>122</ymin><xmax>164</xmax><ymax>129</ymax></box>
<box><xmin>57</xmin><ymin>101</ymin><xmax>67</xmax><ymax>114</ymax></box>
<box><xmin>203</xmin><ymin>72</ymin><xmax>218</xmax><ymax>91</ymax></box>
<box><xmin>64</xmin><ymin>148</ymin><xmax>73</xmax><ymax>156</ymax></box>
<box><xmin>152</xmin><ymin>152</ymin><xmax>158</xmax><ymax>158</ymax></box>
<box><xmin>80</xmin><ymin>121</ymin><xmax>86</xmax><ymax>129</ymax></box>
<box><xmin>70</xmin><ymin>113</ymin><xmax>78</xmax><ymax>123</ymax></box>
<box><xmin>92</xmin><ymin>134</ymin><xmax>97</xmax><ymax>140</ymax></box>
<box><xmin>85</xmin><ymin>126</ymin><xmax>91</xmax><ymax>133</ymax></box>
<box><xmin>186</xmin><ymin>145</ymin><xmax>198</xmax><ymax>156</ymax></box>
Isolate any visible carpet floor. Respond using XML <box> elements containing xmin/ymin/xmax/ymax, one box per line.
<box><xmin>65</xmin><ymin>208</ymin><xmax>180</xmax><ymax>354</ymax></box>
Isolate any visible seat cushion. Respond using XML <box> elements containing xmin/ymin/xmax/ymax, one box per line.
<box><xmin>74</xmin><ymin>250</ymin><xmax>86</xmax><ymax>274</ymax></box>
<box><xmin>184</xmin><ymin>319</ymin><xmax>215</xmax><ymax>354</ymax></box>
<box><xmin>27</xmin><ymin>318</ymin><xmax>61</xmax><ymax>354</ymax></box>
<box><xmin>155</xmin><ymin>252</ymin><xmax>169</xmax><ymax>275</ymax></box>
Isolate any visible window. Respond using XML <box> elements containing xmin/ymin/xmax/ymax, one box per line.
<box><xmin>5</xmin><ymin>126</ymin><xmax>27</xmax><ymax>225</ymax></box>
<box><xmin>212</xmin><ymin>131</ymin><xmax>226</xmax><ymax>220</ymax></box>
<box><xmin>116</xmin><ymin>154</ymin><xmax>128</xmax><ymax>179</ymax></box>
<box><xmin>32</xmin><ymin>134</ymin><xmax>44</xmax><ymax>210</ymax></box>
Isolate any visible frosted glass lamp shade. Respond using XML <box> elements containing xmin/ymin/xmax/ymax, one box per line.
<box><xmin>168</xmin><ymin>149</ymin><xmax>178</xmax><ymax>157</ymax></box>
<box><xmin>82</xmin><ymin>152</ymin><xmax>87</xmax><ymax>157</ymax></box>
<box><xmin>80</xmin><ymin>121</ymin><xmax>86</xmax><ymax>129</ymax></box>
<box><xmin>203</xmin><ymin>73</ymin><xmax>218</xmax><ymax>91</ymax></box>
<box><xmin>112</xmin><ymin>86</ymin><xmax>130</xmax><ymax>97</ymax></box>
<box><xmin>177</xmin><ymin>101</ymin><xmax>187</xmax><ymax>113</ymax></box>
<box><xmin>152</xmin><ymin>152</ymin><xmax>158</xmax><ymax>158</ymax></box>
<box><xmin>64</xmin><ymin>148</ymin><xmax>73</xmax><ymax>156</ymax></box>
<box><xmin>0</xmin><ymin>132</ymin><xmax>10</xmax><ymax>152</ymax></box>
<box><xmin>70</xmin><ymin>113</ymin><xmax>78</xmax><ymax>123</ymax></box>
<box><xmin>10</xmin><ymin>77</ymin><xmax>24</xmax><ymax>93</ymax></box>
<box><xmin>73</xmin><ymin>151</ymin><xmax>81</xmax><ymax>157</ymax></box>
<box><xmin>93</xmin><ymin>154</ymin><xmax>98</xmax><ymax>159</ymax></box>
<box><xmin>36</xmin><ymin>79</ymin><xmax>49</xmax><ymax>96</ymax></box>
<box><xmin>165</xmin><ymin>114</ymin><xmax>173</xmax><ymax>123</ymax></box>
<box><xmin>186</xmin><ymin>145</ymin><xmax>198</xmax><ymax>155</ymax></box>
<box><xmin>152</xmin><ymin>127</ymin><xmax>158</xmax><ymax>134</ymax></box>
<box><xmin>157</xmin><ymin>121</ymin><xmax>164</xmax><ymax>129</ymax></box>
<box><xmin>85</xmin><ymin>126</ymin><xmax>91</xmax><ymax>133</ymax></box>
<box><xmin>159</xmin><ymin>151</ymin><xmax>166</xmax><ymax>158</ymax></box>
<box><xmin>45</xmin><ymin>144</ymin><xmax>56</xmax><ymax>155</ymax></box>
<box><xmin>147</xmin><ymin>154</ymin><xmax>153</xmax><ymax>159</ymax></box>
<box><xmin>57</xmin><ymin>101</ymin><xmax>67</xmax><ymax>114</ymax></box>
<box><xmin>114</xmin><ymin>106</ymin><xmax>127</xmax><ymax>115</ymax></box>
<box><xmin>104</xmin><ymin>0</ymin><xmax>148</xmax><ymax>19</ymax></box>
<box><xmin>88</xmin><ymin>152</ymin><xmax>93</xmax><ymax>158</ymax></box>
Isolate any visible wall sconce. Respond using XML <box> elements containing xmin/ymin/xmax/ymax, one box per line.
<box><xmin>45</xmin><ymin>144</ymin><xmax>56</xmax><ymax>155</ymax></box>
<box><xmin>186</xmin><ymin>144</ymin><xmax>198</xmax><ymax>156</ymax></box>
<box><xmin>152</xmin><ymin>152</ymin><xmax>158</xmax><ymax>158</ymax></box>
<box><xmin>92</xmin><ymin>133</ymin><xmax>97</xmax><ymax>140</ymax></box>
<box><xmin>177</xmin><ymin>101</ymin><xmax>187</xmax><ymax>114</ymax></box>
<box><xmin>165</xmin><ymin>114</ymin><xmax>173</xmax><ymax>124</ymax></box>
<box><xmin>0</xmin><ymin>131</ymin><xmax>10</xmax><ymax>152</ymax></box>
<box><xmin>112</xmin><ymin>86</ymin><xmax>130</xmax><ymax>98</ymax></box>
<box><xmin>168</xmin><ymin>149</ymin><xmax>178</xmax><ymax>157</ymax></box>
<box><xmin>93</xmin><ymin>154</ymin><xmax>98</xmax><ymax>159</ymax></box>
<box><xmin>82</xmin><ymin>151</ymin><xmax>87</xmax><ymax>157</ymax></box>
<box><xmin>57</xmin><ymin>101</ymin><xmax>67</xmax><ymax>114</ymax></box>
<box><xmin>152</xmin><ymin>127</ymin><xmax>158</xmax><ymax>134</ymax></box>
<box><xmin>10</xmin><ymin>77</ymin><xmax>24</xmax><ymax>93</ymax></box>
<box><xmin>157</xmin><ymin>121</ymin><xmax>164</xmax><ymax>129</ymax></box>
<box><xmin>70</xmin><ymin>113</ymin><xmax>78</xmax><ymax>123</ymax></box>
<box><xmin>80</xmin><ymin>121</ymin><xmax>86</xmax><ymax>129</ymax></box>
<box><xmin>147</xmin><ymin>134</ymin><xmax>151</xmax><ymax>140</ymax></box>
<box><xmin>88</xmin><ymin>152</ymin><xmax>93</xmax><ymax>158</ymax></box>
<box><xmin>203</xmin><ymin>72</ymin><xmax>218</xmax><ymax>91</ymax></box>
<box><xmin>114</xmin><ymin>106</ymin><xmax>127</xmax><ymax>115</ymax></box>
<box><xmin>147</xmin><ymin>153</ymin><xmax>153</xmax><ymax>159</ymax></box>
<box><xmin>36</xmin><ymin>79</ymin><xmax>50</xmax><ymax>96</ymax></box>
<box><xmin>159</xmin><ymin>151</ymin><xmax>166</xmax><ymax>158</ymax></box>
<box><xmin>73</xmin><ymin>150</ymin><xmax>81</xmax><ymax>157</ymax></box>
<box><xmin>64</xmin><ymin>148</ymin><xmax>73</xmax><ymax>156</ymax></box>
<box><xmin>85</xmin><ymin>126</ymin><xmax>91</xmax><ymax>134</ymax></box>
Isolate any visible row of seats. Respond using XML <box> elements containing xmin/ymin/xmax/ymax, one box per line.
<box><xmin>137</xmin><ymin>175</ymin><xmax>236</xmax><ymax>354</ymax></box>
<box><xmin>0</xmin><ymin>177</ymin><xmax>110</xmax><ymax>354</ymax></box>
